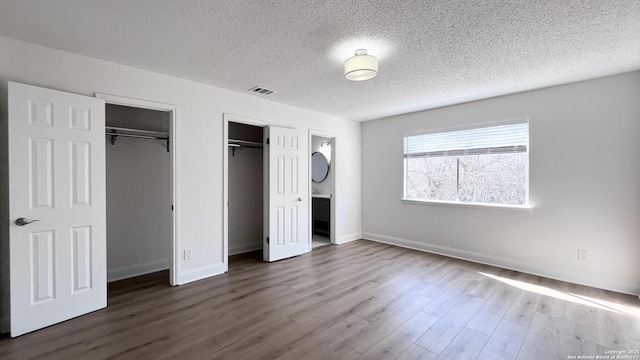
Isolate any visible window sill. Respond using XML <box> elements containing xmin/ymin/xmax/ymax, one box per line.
<box><xmin>401</xmin><ymin>199</ymin><xmax>532</xmax><ymax>212</ymax></box>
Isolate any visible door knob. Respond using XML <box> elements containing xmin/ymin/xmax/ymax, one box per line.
<box><xmin>15</xmin><ymin>218</ymin><xmax>40</xmax><ymax>226</ymax></box>
<box><xmin>297</xmin><ymin>198</ymin><xmax>302</xmax><ymax>202</ymax></box>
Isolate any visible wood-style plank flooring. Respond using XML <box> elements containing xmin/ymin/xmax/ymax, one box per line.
<box><xmin>1</xmin><ymin>240</ymin><xmax>639</xmax><ymax>359</ymax></box>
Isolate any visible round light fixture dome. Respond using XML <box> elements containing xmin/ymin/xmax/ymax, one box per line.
<box><xmin>344</xmin><ymin>49</ymin><xmax>378</xmax><ymax>81</ymax></box>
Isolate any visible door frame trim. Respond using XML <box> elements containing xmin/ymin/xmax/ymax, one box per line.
<box><xmin>95</xmin><ymin>93</ymin><xmax>179</xmax><ymax>286</ymax></box>
<box><xmin>309</xmin><ymin>130</ymin><xmax>337</xmax><ymax>247</ymax></box>
<box><xmin>222</xmin><ymin>113</ymin><xmax>269</xmax><ymax>271</ymax></box>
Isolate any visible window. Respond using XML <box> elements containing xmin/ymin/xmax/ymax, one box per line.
<box><xmin>403</xmin><ymin>122</ymin><xmax>529</xmax><ymax>206</ymax></box>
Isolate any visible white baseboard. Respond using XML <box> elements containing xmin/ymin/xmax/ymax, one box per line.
<box><xmin>108</xmin><ymin>258</ymin><xmax>170</xmax><ymax>282</ymax></box>
<box><xmin>0</xmin><ymin>316</ymin><xmax>9</xmax><ymax>334</ymax></box>
<box><xmin>362</xmin><ymin>232</ymin><xmax>640</xmax><ymax>296</ymax></box>
<box><xmin>177</xmin><ymin>263</ymin><xmax>226</xmax><ymax>285</ymax></box>
<box><xmin>336</xmin><ymin>232</ymin><xmax>361</xmax><ymax>245</ymax></box>
<box><xmin>229</xmin><ymin>242</ymin><xmax>262</xmax><ymax>256</ymax></box>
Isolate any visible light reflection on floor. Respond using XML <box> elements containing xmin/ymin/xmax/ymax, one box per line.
<box><xmin>478</xmin><ymin>272</ymin><xmax>640</xmax><ymax>318</ymax></box>
<box><xmin>312</xmin><ymin>235</ymin><xmax>331</xmax><ymax>249</ymax></box>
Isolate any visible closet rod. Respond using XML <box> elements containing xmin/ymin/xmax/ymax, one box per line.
<box><xmin>228</xmin><ymin>139</ymin><xmax>263</xmax><ymax>156</ymax></box>
<box><xmin>106</xmin><ymin>126</ymin><xmax>168</xmax><ymax>138</ymax></box>
<box><xmin>106</xmin><ymin>128</ymin><xmax>170</xmax><ymax>152</ymax></box>
<box><xmin>105</xmin><ymin>133</ymin><xmax>168</xmax><ymax>140</ymax></box>
<box><xmin>228</xmin><ymin>139</ymin><xmax>263</xmax><ymax>148</ymax></box>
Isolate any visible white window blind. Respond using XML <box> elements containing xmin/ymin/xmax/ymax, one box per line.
<box><xmin>404</xmin><ymin>122</ymin><xmax>529</xmax><ymax>158</ymax></box>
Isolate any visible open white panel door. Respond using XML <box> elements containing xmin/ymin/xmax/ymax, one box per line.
<box><xmin>8</xmin><ymin>82</ymin><xmax>106</xmax><ymax>337</ymax></box>
<box><xmin>265</xmin><ymin>126</ymin><xmax>309</xmax><ymax>262</ymax></box>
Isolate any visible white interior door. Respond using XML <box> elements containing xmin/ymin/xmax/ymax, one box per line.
<box><xmin>8</xmin><ymin>82</ymin><xmax>106</xmax><ymax>337</ymax></box>
<box><xmin>265</xmin><ymin>126</ymin><xmax>309</xmax><ymax>262</ymax></box>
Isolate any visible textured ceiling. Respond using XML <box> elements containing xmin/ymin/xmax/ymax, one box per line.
<box><xmin>1</xmin><ymin>1</ymin><xmax>639</xmax><ymax>121</ymax></box>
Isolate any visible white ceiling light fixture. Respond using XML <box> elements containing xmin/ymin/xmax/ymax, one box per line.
<box><xmin>344</xmin><ymin>49</ymin><xmax>378</xmax><ymax>81</ymax></box>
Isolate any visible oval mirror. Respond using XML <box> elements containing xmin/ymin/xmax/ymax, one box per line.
<box><xmin>311</xmin><ymin>152</ymin><xmax>329</xmax><ymax>183</ymax></box>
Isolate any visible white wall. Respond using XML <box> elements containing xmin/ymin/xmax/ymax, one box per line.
<box><xmin>311</xmin><ymin>135</ymin><xmax>333</xmax><ymax>195</ymax></box>
<box><xmin>106</xmin><ymin>105</ymin><xmax>172</xmax><ymax>281</ymax></box>
<box><xmin>0</xmin><ymin>36</ymin><xmax>362</xmax><ymax>330</ymax></box>
<box><xmin>362</xmin><ymin>71</ymin><xmax>640</xmax><ymax>295</ymax></box>
<box><xmin>228</xmin><ymin>123</ymin><xmax>263</xmax><ymax>255</ymax></box>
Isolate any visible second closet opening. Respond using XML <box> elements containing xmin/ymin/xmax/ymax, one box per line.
<box><xmin>228</xmin><ymin>122</ymin><xmax>265</xmax><ymax>257</ymax></box>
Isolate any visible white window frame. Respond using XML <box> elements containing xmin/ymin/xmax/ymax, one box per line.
<box><xmin>402</xmin><ymin>120</ymin><xmax>532</xmax><ymax>212</ymax></box>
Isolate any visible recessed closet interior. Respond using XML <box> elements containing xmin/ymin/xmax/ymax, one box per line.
<box><xmin>105</xmin><ymin>104</ymin><xmax>171</xmax><ymax>283</ymax></box>
<box><xmin>228</xmin><ymin>122</ymin><xmax>264</xmax><ymax>256</ymax></box>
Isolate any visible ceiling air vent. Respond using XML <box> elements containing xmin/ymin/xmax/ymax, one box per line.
<box><xmin>248</xmin><ymin>86</ymin><xmax>276</xmax><ymax>95</ymax></box>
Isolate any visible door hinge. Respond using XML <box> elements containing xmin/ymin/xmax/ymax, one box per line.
<box><xmin>266</xmin><ymin>138</ymin><xmax>270</xmax><ymax>145</ymax></box>
<box><xmin>266</xmin><ymin>236</ymin><xmax>270</xmax><ymax>244</ymax></box>
<box><xmin>171</xmin><ymin>205</ymin><xmax>174</xmax><ymax>211</ymax></box>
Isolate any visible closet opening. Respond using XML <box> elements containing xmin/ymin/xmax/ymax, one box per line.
<box><xmin>227</xmin><ymin>121</ymin><xmax>265</xmax><ymax>263</ymax></box>
<box><xmin>310</xmin><ymin>133</ymin><xmax>335</xmax><ymax>249</ymax></box>
<box><xmin>105</xmin><ymin>103</ymin><xmax>173</xmax><ymax>287</ymax></box>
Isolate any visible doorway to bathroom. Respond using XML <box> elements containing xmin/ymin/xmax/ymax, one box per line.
<box><xmin>310</xmin><ymin>133</ymin><xmax>335</xmax><ymax>249</ymax></box>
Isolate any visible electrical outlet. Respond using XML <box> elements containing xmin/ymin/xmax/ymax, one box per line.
<box><xmin>184</xmin><ymin>248</ymin><xmax>192</xmax><ymax>260</ymax></box>
<box><xmin>578</xmin><ymin>249</ymin><xmax>588</xmax><ymax>262</ymax></box>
